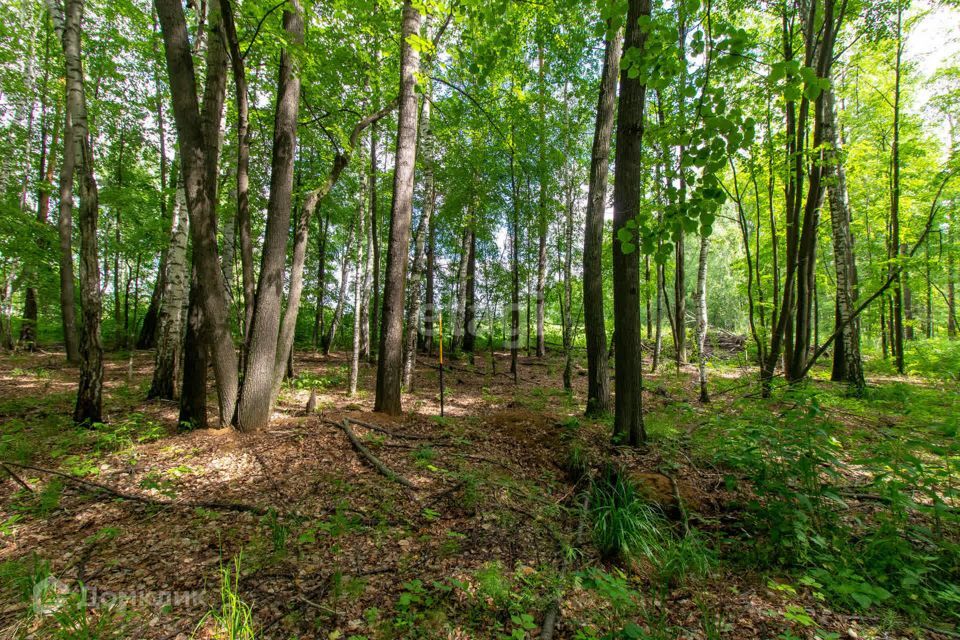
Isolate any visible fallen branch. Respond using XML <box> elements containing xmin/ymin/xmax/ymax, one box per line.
<box><xmin>327</xmin><ymin>417</ymin><xmax>435</xmax><ymax>441</ymax></box>
<box><xmin>0</xmin><ymin>461</ymin><xmax>286</xmax><ymax>517</ymax></box>
<box><xmin>1</xmin><ymin>462</ymin><xmax>34</xmax><ymax>493</ymax></box>
<box><xmin>337</xmin><ymin>420</ymin><xmax>416</xmax><ymax>490</ymax></box>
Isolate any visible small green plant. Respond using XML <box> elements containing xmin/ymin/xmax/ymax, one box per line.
<box><xmin>286</xmin><ymin>369</ymin><xmax>346</xmax><ymax>391</ymax></box>
<box><xmin>564</xmin><ymin>443</ymin><xmax>589</xmax><ymax>481</ymax></box>
<box><xmin>195</xmin><ymin>555</ymin><xmax>255</xmax><ymax>640</ymax></box>
<box><xmin>262</xmin><ymin>509</ymin><xmax>289</xmax><ymax>555</ymax></box>
<box><xmin>12</xmin><ymin>478</ymin><xmax>63</xmax><ymax>517</ymax></box>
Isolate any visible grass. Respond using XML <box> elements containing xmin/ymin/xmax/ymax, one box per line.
<box><xmin>195</xmin><ymin>555</ymin><xmax>255</xmax><ymax>640</ymax></box>
<box><xmin>589</xmin><ymin>466</ymin><xmax>669</xmax><ymax>562</ymax></box>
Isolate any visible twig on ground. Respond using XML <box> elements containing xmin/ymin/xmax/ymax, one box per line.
<box><xmin>326</xmin><ymin>416</ymin><xmax>436</xmax><ymax>441</ymax></box>
<box><xmin>336</xmin><ymin>420</ymin><xmax>417</xmax><ymax>490</ymax></box>
<box><xmin>1</xmin><ymin>462</ymin><xmax>34</xmax><ymax>493</ymax></box>
<box><xmin>0</xmin><ymin>460</ymin><xmax>289</xmax><ymax>517</ymax></box>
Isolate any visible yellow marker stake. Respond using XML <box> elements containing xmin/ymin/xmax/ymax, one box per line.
<box><xmin>438</xmin><ymin>310</ymin><xmax>445</xmax><ymax>417</ymax></box>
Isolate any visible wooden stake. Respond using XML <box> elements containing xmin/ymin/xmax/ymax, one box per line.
<box><xmin>438</xmin><ymin>310</ymin><xmax>445</xmax><ymax>417</ymax></box>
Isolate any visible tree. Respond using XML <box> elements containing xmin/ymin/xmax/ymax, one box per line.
<box><xmin>583</xmin><ymin>21</ymin><xmax>621</xmax><ymax>417</ymax></box>
<box><xmin>611</xmin><ymin>0</ymin><xmax>651</xmax><ymax>446</ymax></box>
<box><xmin>49</xmin><ymin>0</ymin><xmax>104</xmax><ymax>424</ymax></box>
<box><xmin>155</xmin><ymin>0</ymin><xmax>237</xmax><ymax>425</ymax></box>
<box><xmin>375</xmin><ymin>0</ymin><xmax>421</xmax><ymax>416</ymax></box>
<box><xmin>824</xmin><ymin>88</ymin><xmax>865</xmax><ymax>391</ymax></box>
<box><xmin>235</xmin><ymin>0</ymin><xmax>304</xmax><ymax>432</ymax></box>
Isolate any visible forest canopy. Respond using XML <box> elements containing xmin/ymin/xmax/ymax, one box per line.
<box><xmin>0</xmin><ymin>0</ymin><xmax>958</xmax><ymax>638</ymax></box>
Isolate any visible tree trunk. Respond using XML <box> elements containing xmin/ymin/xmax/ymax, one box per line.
<box><xmin>314</xmin><ymin>207</ymin><xmax>329</xmax><ymax>349</ymax></box>
<box><xmin>324</xmin><ymin>221</ymin><xmax>357</xmax><ymax>355</ymax></box>
<box><xmin>179</xmin><ymin>267</ymin><xmax>208</xmax><ymax>429</ymax></box>
<box><xmin>369</xmin><ymin>123</ymin><xmax>381</xmax><ymax>364</ymax></box>
<box><xmin>137</xmin><ymin>21</ymin><xmax>169</xmax><ymax>350</ymax></box>
<box><xmin>535</xmin><ymin>47</ymin><xmax>548</xmax><ymax>359</ymax></box>
<box><xmin>235</xmin><ymin>2</ymin><xmax>303</xmax><ymax>432</ymax></box>
<box><xmin>695</xmin><ymin>232</ymin><xmax>709</xmax><ymax>402</ymax></box>
<box><xmin>220</xmin><ymin>0</ymin><xmax>254</xmax><ymax>345</ymax></box>
<box><xmin>890</xmin><ymin>5</ymin><xmax>905</xmax><ymax>374</ymax></box>
<box><xmin>359</xmin><ymin>200</ymin><xmax>373</xmax><ymax>358</ymax></box>
<box><xmin>510</xmin><ymin>154</ymin><xmax>521</xmax><ymax>379</ymax></box>
<box><xmin>824</xmin><ymin>88</ymin><xmax>864</xmax><ymax>390</ymax></box>
<box><xmin>21</xmin><ymin>74</ymin><xmax>58</xmax><ymax>351</ymax></box>
<box><xmin>582</xmin><ymin>24</ymin><xmax>620</xmax><ymax>416</ymax></box>
<box><xmin>561</xmin><ymin>180</ymin><xmax>574</xmax><ymax>392</ymax></box>
<box><xmin>462</xmin><ymin>229</ymin><xmax>477</xmax><ymax>356</ymax></box>
<box><xmin>452</xmin><ymin>226</ymin><xmax>470</xmax><ymax>354</ymax></box>
<box><xmin>763</xmin><ymin>0</ymin><xmax>842</xmax><ymax>390</ymax></box>
<box><xmin>53</xmin><ymin>0</ymin><xmax>103</xmax><ymax>424</ymax></box>
<box><xmin>403</xmin><ymin>92</ymin><xmax>435</xmax><ymax>389</ymax></box>
<box><xmin>156</xmin><ymin>0</ymin><xmax>237</xmax><ymax>425</ymax></box>
<box><xmin>350</xmin><ymin>169</ymin><xmax>367</xmax><ymax>396</ymax></box>
<box><xmin>374</xmin><ymin>0</ymin><xmax>421</xmax><ymax>416</ymax></box>
<box><xmin>149</xmin><ymin>185</ymin><xmax>189</xmax><ymax>400</ymax></box>
<box><xmin>611</xmin><ymin>0</ymin><xmax>650</xmax><ymax>446</ymax></box>
<box><xmin>424</xmin><ymin>207</ymin><xmax>435</xmax><ymax>355</ymax></box>
<box><xmin>56</xmin><ymin>111</ymin><xmax>80</xmax><ymax>362</ymax></box>
<box><xmin>113</xmin><ymin>130</ymin><xmax>127</xmax><ymax>351</ymax></box>
<box><xmin>652</xmin><ymin>261</ymin><xmax>663</xmax><ymax>372</ymax></box>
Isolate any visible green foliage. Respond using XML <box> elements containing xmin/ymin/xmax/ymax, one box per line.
<box><xmin>589</xmin><ymin>466</ymin><xmax>667</xmax><ymax>561</ymax></box>
<box><xmin>286</xmin><ymin>369</ymin><xmax>346</xmax><ymax>391</ymax></box>
<box><xmin>696</xmin><ymin>387</ymin><xmax>960</xmax><ymax>620</ymax></box>
<box><xmin>11</xmin><ymin>478</ymin><xmax>63</xmax><ymax>517</ymax></box>
<box><xmin>196</xmin><ymin>555</ymin><xmax>255</xmax><ymax>640</ymax></box>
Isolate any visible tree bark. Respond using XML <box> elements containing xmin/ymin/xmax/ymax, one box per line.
<box><xmin>137</xmin><ymin>23</ymin><xmax>170</xmax><ymax>351</ymax></box>
<box><xmin>220</xmin><ymin>0</ymin><xmax>254</xmax><ymax>344</ymax></box>
<box><xmin>324</xmin><ymin>221</ymin><xmax>357</xmax><ymax>355</ymax></box>
<box><xmin>156</xmin><ymin>0</ymin><xmax>237</xmax><ymax>424</ymax></box>
<box><xmin>824</xmin><ymin>88</ymin><xmax>864</xmax><ymax>390</ymax></box>
<box><xmin>890</xmin><ymin>5</ymin><xmax>905</xmax><ymax>373</ymax></box>
<box><xmin>424</xmin><ymin>206</ymin><xmax>436</xmax><ymax>355</ymax></box>
<box><xmin>403</xmin><ymin>88</ymin><xmax>435</xmax><ymax>389</ymax></box>
<box><xmin>350</xmin><ymin>171</ymin><xmax>367</xmax><ymax>396</ymax></box>
<box><xmin>462</xmin><ymin>229</ymin><xmax>477</xmax><ymax>355</ymax></box>
<box><xmin>369</xmin><ymin>123</ymin><xmax>381</xmax><ymax>364</ymax></box>
<box><xmin>113</xmin><ymin>129</ymin><xmax>127</xmax><ymax>351</ymax></box>
<box><xmin>55</xmin><ymin>101</ymin><xmax>80</xmax><ymax>362</ymax></box>
<box><xmin>21</xmin><ymin>71</ymin><xmax>58</xmax><ymax>351</ymax></box>
<box><xmin>149</xmin><ymin>185</ymin><xmax>189</xmax><ymax>400</ymax></box>
<box><xmin>235</xmin><ymin>1</ymin><xmax>303</xmax><ymax>432</ymax></box>
<box><xmin>535</xmin><ymin>47</ymin><xmax>548</xmax><ymax>359</ymax></box>
<box><xmin>583</xmin><ymin>25</ymin><xmax>621</xmax><ymax>416</ymax></box>
<box><xmin>695</xmin><ymin>232</ymin><xmax>709</xmax><ymax>402</ymax></box>
<box><xmin>375</xmin><ymin>0</ymin><xmax>421</xmax><ymax>415</ymax></box>
<box><xmin>179</xmin><ymin>267</ymin><xmax>208</xmax><ymax>429</ymax></box>
<box><xmin>450</xmin><ymin>226</ymin><xmax>471</xmax><ymax>358</ymax></box>
<box><xmin>611</xmin><ymin>0</ymin><xmax>651</xmax><ymax>446</ymax></box>
<box><xmin>313</xmin><ymin>207</ymin><xmax>329</xmax><ymax>349</ymax></box>
<box><xmin>54</xmin><ymin>0</ymin><xmax>103</xmax><ymax>424</ymax></box>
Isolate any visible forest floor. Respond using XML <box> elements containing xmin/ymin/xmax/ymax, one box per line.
<box><xmin>0</xmin><ymin>346</ymin><xmax>957</xmax><ymax>639</ymax></box>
